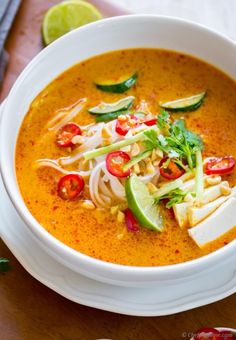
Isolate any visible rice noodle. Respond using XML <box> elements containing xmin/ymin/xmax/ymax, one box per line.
<box><xmin>47</xmin><ymin>98</ymin><xmax>87</xmax><ymax>131</ymax></box>
<box><xmin>80</xmin><ymin>122</ymin><xmax>95</xmax><ymax>130</ymax></box>
<box><xmin>35</xmin><ymin>159</ymin><xmax>91</xmax><ymax>177</ymax></box>
<box><xmin>100</xmin><ymin>194</ymin><xmax>112</xmax><ymax>205</ymax></box>
<box><xmin>98</xmin><ymin>180</ymin><xmax>113</xmax><ymax>198</ymax></box>
<box><xmin>107</xmin><ymin>120</ymin><xmax>121</xmax><ymax>143</ymax></box>
<box><xmin>89</xmin><ymin>162</ymin><xmax>111</xmax><ymax>207</ymax></box>
<box><xmin>102</xmin><ymin>166</ymin><xmax>126</xmax><ymax>200</ymax></box>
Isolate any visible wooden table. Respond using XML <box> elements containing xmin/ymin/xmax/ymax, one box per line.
<box><xmin>0</xmin><ymin>1</ymin><xmax>235</xmax><ymax>339</ymax></box>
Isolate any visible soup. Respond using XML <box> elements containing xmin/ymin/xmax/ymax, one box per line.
<box><xmin>15</xmin><ymin>49</ymin><xmax>236</xmax><ymax>266</ymax></box>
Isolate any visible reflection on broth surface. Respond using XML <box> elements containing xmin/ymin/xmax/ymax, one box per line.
<box><xmin>16</xmin><ymin>49</ymin><xmax>236</xmax><ymax>266</ymax></box>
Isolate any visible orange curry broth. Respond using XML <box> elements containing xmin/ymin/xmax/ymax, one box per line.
<box><xmin>15</xmin><ymin>49</ymin><xmax>236</xmax><ymax>266</ymax></box>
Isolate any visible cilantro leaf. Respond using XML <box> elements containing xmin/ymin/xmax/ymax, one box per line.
<box><xmin>157</xmin><ymin>109</ymin><xmax>170</xmax><ymax>130</ymax></box>
<box><xmin>155</xmin><ymin>188</ymin><xmax>187</xmax><ymax>208</ymax></box>
<box><xmin>170</xmin><ymin>119</ymin><xmax>203</xmax><ymax>168</ymax></box>
<box><xmin>143</xmin><ymin>130</ymin><xmax>160</xmax><ymax>150</ymax></box>
<box><xmin>157</xmin><ymin>118</ymin><xmax>203</xmax><ymax>168</ymax></box>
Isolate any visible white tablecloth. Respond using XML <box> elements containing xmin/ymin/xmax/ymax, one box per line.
<box><xmin>112</xmin><ymin>0</ymin><xmax>236</xmax><ymax>40</ymax></box>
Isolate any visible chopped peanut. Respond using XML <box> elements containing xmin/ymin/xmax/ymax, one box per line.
<box><xmin>153</xmin><ymin>160</ymin><xmax>160</xmax><ymax>167</ymax></box>
<box><xmin>194</xmin><ymin>201</ymin><xmax>204</xmax><ymax>208</ymax></box>
<box><xmin>102</xmin><ymin>138</ymin><xmax>111</xmax><ymax>146</ymax></box>
<box><xmin>117</xmin><ymin>226</ymin><xmax>127</xmax><ymax>240</ymax></box>
<box><xmin>220</xmin><ymin>185</ymin><xmax>231</xmax><ymax>196</ymax></box>
<box><xmin>117</xmin><ymin>233</ymin><xmax>124</xmax><ymax>240</ymax></box>
<box><xmin>184</xmin><ymin>193</ymin><xmax>194</xmax><ymax>203</ymax></box>
<box><xmin>134</xmin><ymin>163</ymin><xmax>140</xmax><ymax>174</ymax></box>
<box><xmin>144</xmin><ymin>157</ymin><xmax>151</xmax><ymax>164</ymax></box>
<box><xmin>102</xmin><ymin>126</ymin><xmax>112</xmax><ymax>139</ymax></box>
<box><xmin>71</xmin><ymin>135</ymin><xmax>85</xmax><ymax>144</ymax></box>
<box><xmin>205</xmin><ymin>176</ymin><xmax>221</xmax><ymax>186</ymax></box>
<box><xmin>151</xmin><ymin>149</ymin><xmax>157</xmax><ymax>161</ymax></box>
<box><xmin>155</xmin><ymin>149</ymin><xmax>163</xmax><ymax>158</ymax></box>
<box><xmin>147</xmin><ymin>182</ymin><xmax>158</xmax><ymax>194</ymax></box>
<box><xmin>146</xmin><ymin>160</ymin><xmax>155</xmax><ymax>174</ymax></box>
<box><xmin>129</xmin><ymin>118</ymin><xmax>137</xmax><ymax>127</ymax></box>
<box><xmin>117</xmin><ymin>211</ymin><xmax>125</xmax><ymax>223</ymax></box>
<box><xmin>131</xmin><ymin>143</ymin><xmax>140</xmax><ymax>157</ymax></box>
<box><xmin>110</xmin><ymin>205</ymin><xmax>119</xmax><ymax>215</ymax></box>
<box><xmin>118</xmin><ymin>203</ymin><xmax>128</xmax><ymax>211</ymax></box>
<box><xmin>87</xmin><ymin>130</ymin><xmax>94</xmax><ymax>137</ymax></box>
<box><xmin>121</xmin><ymin>145</ymin><xmax>131</xmax><ymax>152</ymax></box>
<box><xmin>81</xmin><ymin>200</ymin><xmax>96</xmax><ymax>210</ymax></box>
<box><xmin>139</xmin><ymin>160</ymin><xmax>146</xmax><ymax>172</ymax></box>
<box><xmin>117</xmin><ymin>115</ymin><xmax>127</xmax><ymax>122</ymax></box>
<box><xmin>82</xmin><ymin>159</ymin><xmax>89</xmax><ymax>168</ymax></box>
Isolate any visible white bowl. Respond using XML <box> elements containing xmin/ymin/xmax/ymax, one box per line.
<box><xmin>1</xmin><ymin>15</ymin><xmax>236</xmax><ymax>287</ymax></box>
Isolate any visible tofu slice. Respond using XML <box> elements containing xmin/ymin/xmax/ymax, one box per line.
<box><xmin>173</xmin><ymin>202</ymin><xmax>192</xmax><ymax>228</ymax></box>
<box><xmin>188</xmin><ymin>190</ymin><xmax>234</xmax><ymax>227</ymax></box>
<box><xmin>174</xmin><ymin>182</ymin><xmax>229</xmax><ymax>228</ymax></box>
<box><xmin>200</xmin><ymin>181</ymin><xmax>229</xmax><ymax>205</ymax></box>
<box><xmin>188</xmin><ymin>197</ymin><xmax>236</xmax><ymax>247</ymax></box>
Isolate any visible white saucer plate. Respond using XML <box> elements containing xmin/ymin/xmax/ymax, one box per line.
<box><xmin>0</xmin><ymin>102</ymin><xmax>235</xmax><ymax>316</ymax></box>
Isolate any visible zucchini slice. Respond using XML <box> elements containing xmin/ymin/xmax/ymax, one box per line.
<box><xmin>95</xmin><ymin>110</ymin><xmax>128</xmax><ymax>123</ymax></box>
<box><xmin>88</xmin><ymin>96</ymin><xmax>134</xmax><ymax>115</ymax></box>
<box><xmin>160</xmin><ymin>91</ymin><xmax>206</xmax><ymax>112</ymax></box>
<box><xmin>95</xmin><ymin>73</ymin><xmax>138</xmax><ymax>93</ymax></box>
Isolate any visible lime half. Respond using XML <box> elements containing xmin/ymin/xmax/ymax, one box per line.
<box><xmin>125</xmin><ymin>175</ymin><xmax>163</xmax><ymax>232</ymax></box>
<box><xmin>42</xmin><ymin>0</ymin><xmax>102</xmax><ymax>45</ymax></box>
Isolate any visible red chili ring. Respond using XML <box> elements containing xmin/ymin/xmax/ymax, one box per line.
<box><xmin>106</xmin><ymin>151</ymin><xmax>131</xmax><ymax>177</ymax></box>
<box><xmin>57</xmin><ymin>174</ymin><xmax>84</xmax><ymax>200</ymax></box>
<box><xmin>56</xmin><ymin>123</ymin><xmax>82</xmax><ymax>148</ymax></box>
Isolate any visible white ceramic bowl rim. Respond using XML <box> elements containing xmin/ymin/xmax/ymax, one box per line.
<box><xmin>0</xmin><ymin>15</ymin><xmax>236</xmax><ymax>280</ymax></box>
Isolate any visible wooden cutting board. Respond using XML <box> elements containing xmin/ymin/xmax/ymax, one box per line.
<box><xmin>0</xmin><ymin>1</ymin><xmax>235</xmax><ymax>339</ymax></box>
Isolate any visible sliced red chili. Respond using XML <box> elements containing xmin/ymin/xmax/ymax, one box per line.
<box><xmin>144</xmin><ymin>118</ymin><xmax>157</xmax><ymax>126</ymax></box>
<box><xmin>56</xmin><ymin>123</ymin><xmax>82</xmax><ymax>147</ymax></box>
<box><xmin>124</xmin><ymin>209</ymin><xmax>140</xmax><ymax>232</ymax></box>
<box><xmin>194</xmin><ymin>327</ymin><xmax>220</xmax><ymax>340</ymax></box>
<box><xmin>219</xmin><ymin>330</ymin><xmax>235</xmax><ymax>340</ymax></box>
<box><xmin>159</xmin><ymin>157</ymin><xmax>185</xmax><ymax>180</ymax></box>
<box><xmin>115</xmin><ymin>114</ymin><xmax>140</xmax><ymax>136</ymax></box>
<box><xmin>106</xmin><ymin>151</ymin><xmax>131</xmax><ymax>177</ymax></box>
<box><xmin>205</xmin><ymin>156</ymin><xmax>235</xmax><ymax>175</ymax></box>
<box><xmin>57</xmin><ymin>174</ymin><xmax>84</xmax><ymax>200</ymax></box>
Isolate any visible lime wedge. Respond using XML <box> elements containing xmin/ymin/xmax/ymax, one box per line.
<box><xmin>125</xmin><ymin>175</ymin><xmax>163</xmax><ymax>232</ymax></box>
<box><xmin>42</xmin><ymin>0</ymin><xmax>102</xmax><ymax>45</ymax></box>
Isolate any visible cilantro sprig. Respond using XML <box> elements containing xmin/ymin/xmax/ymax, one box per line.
<box><xmin>156</xmin><ymin>110</ymin><xmax>204</xmax><ymax>168</ymax></box>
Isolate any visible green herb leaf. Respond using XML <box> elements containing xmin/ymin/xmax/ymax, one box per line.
<box><xmin>157</xmin><ymin>109</ymin><xmax>170</xmax><ymax>130</ymax></box>
<box><xmin>143</xmin><ymin>130</ymin><xmax>160</xmax><ymax>150</ymax></box>
<box><xmin>95</xmin><ymin>110</ymin><xmax>128</xmax><ymax>122</ymax></box>
<box><xmin>156</xmin><ymin>117</ymin><xmax>203</xmax><ymax>168</ymax></box>
<box><xmin>0</xmin><ymin>257</ymin><xmax>10</xmax><ymax>273</ymax></box>
<box><xmin>155</xmin><ymin>188</ymin><xmax>187</xmax><ymax>208</ymax></box>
